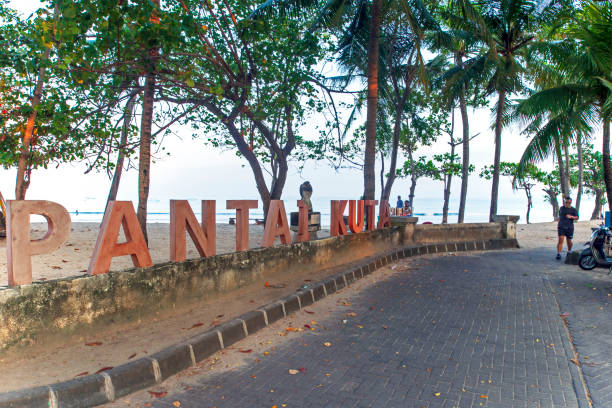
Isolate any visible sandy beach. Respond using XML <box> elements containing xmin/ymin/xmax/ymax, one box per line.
<box><xmin>0</xmin><ymin>220</ymin><xmax>600</xmax><ymax>287</ymax></box>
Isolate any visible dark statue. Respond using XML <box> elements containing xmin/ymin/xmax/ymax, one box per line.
<box><xmin>299</xmin><ymin>181</ymin><xmax>313</xmax><ymax>213</ymax></box>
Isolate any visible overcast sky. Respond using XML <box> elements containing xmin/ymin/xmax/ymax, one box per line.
<box><xmin>2</xmin><ymin>0</ymin><xmax>600</xmax><ymax>222</ymax></box>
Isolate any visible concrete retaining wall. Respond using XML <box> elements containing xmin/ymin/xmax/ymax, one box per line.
<box><xmin>0</xmin><ymin>222</ymin><xmax>516</xmax><ymax>351</ymax></box>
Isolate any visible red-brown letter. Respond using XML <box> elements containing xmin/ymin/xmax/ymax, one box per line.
<box><xmin>262</xmin><ymin>200</ymin><xmax>291</xmax><ymax>247</ymax></box>
<box><xmin>170</xmin><ymin>200</ymin><xmax>216</xmax><ymax>262</ymax></box>
<box><xmin>227</xmin><ymin>200</ymin><xmax>258</xmax><ymax>251</ymax></box>
<box><xmin>296</xmin><ymin>200</ymin><xmax>310</xmax><ymax>242</ymax></box>
<box><xmin>88</xmin><ymin>201</ymin><xmax>153</xmax><ymax>275</ymax></box>
<box><xmin>364</xmin><ymin>200</ymin><xmax>378</xmax><ymax>231</ymax></box>
<box><xmin>377</xmin><ymin>200</ymin><xmax>391</xmax><ymax>229</ymax></box>
<box><xmin>6</xmin><ymin>200</ymin><xmax>71</xmax><ymax>286</ymax></box>
<box><xmin>348</xmin><ymin>200</ymin><xmax>365</xmax><ymax>233</ymax></box>
<box><xmin>330</xmin><ymin>200</ymin><xmax>348</xmax><ymax>236</ymax></box>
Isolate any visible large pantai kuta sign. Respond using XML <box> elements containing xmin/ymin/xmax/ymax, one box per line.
<box><xmin>4</xmin><ymin>199</ymin><xmax>392</xmax><ymax>287</ymax></box>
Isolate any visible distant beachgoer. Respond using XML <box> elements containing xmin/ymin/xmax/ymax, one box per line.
<box><xmin>403</xmin><ymin>201</ymin><xmax>412</xmax><ymax>216</ymax></box>
<box><xmin>556</xmin><ymin>196</ymin><xmax>579</xmax><ymax>260</ymax></box>
<box><xmin>396</xmin><ymin>196</ymin><xmax>403</xmax><ymax>215</ymax></box>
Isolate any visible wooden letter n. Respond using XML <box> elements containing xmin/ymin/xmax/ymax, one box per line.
<box><xmin>170</xmin><ymin>200</ymin><xmax>216</xmax><ymax>262</ymax></box>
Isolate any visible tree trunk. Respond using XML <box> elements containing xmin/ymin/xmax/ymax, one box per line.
<box><xmin>136</xmin><ymin>0</ymin><xmax>160</xmax><ymax>244</ymax></box>
<box><xmin>457</xmin><ymin>85</ymin><xmax>470</xmax><ymax>223</ymax></box>
<box><xmin>489</xmin><ymin>90</ymin><xmax>505</xmax><ymax>221</ymax></box>
<box><xmin>591</xmin><ymin>190</ymin><xmax>603</xmax><ymax>220</ymax></box>
<box><xmin>407</xmin><ymin>146</ymin><xmax>417</xmax><ymax>207</ymax></box>
<box><xmin>362</xmin><ymin>0</ymin><xmax>381</xmax><ymax>200</ymax></box>
<box><xmin>136</xmin><ymin>72</ymin><xmax>156</xmax><ymax>244</ymax></box>
<box><xmin>105</xmin><ymin>94</ymin><xmax>137</xmax><ymax>214</ymax></box>
<box><xmin>381</xmin><ymin>109</ymin><xmax>403</xmax><ymax>202</ymax></box>
<box><xmin>379</xmin><ymin>151</ymin><xmax>385</xmax><ymax>203</ymax></box>
<box><xmin>602</xmin><ymin>119</ymin><xmax>612</xmax><ymax>215</ymax></box>
<box><xmin>442</xmin><ymin>176</ymin><xmax>452</xmax><ymax>224</ymax></box>
<box><xmin>575</xmin><ymin>135</ymin><xmax>583</xmax><ymax>212</ymax></box>
<box><xmin>546</xmin><ymin>188</ymin><xmax>560</xmax><ymax>220</ymax></box>
<box><xmin>525</xmin><ymin>187</ymin><xmax>532</xmax><ymax>224</ymax></box>
<box><xmin>15</xmin><ymin>3</ymin><xmax>59</xmax><ymax>200</ymax></box>
<box><xmin>442</xmin><ymin>109</ymin><xmax>456</xmax><ymax>224</ymax></box>
<box><xmin>555</xmin><ymin>140</ymin><xmax>570</xmax><ymax>198</ymax></box>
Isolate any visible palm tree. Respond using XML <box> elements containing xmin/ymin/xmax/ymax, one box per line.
<box><xmin>445</xmin><ymin>0</ymin><xmax>565</xmax><ymax>221</ymax></box>
<box><xmin>253</xmin><ymin>0</ymin><xmax>383</xmax><ymax>200</ymax></box>
<box><xmin>514</xmin><ymin>2</ymin><xmax>612</xmax><ymax>212</ymax></box>
<box><xmin>429</xmin><ymin>1</ymin><xmax>487</xmax><ymax>223</ymax></box>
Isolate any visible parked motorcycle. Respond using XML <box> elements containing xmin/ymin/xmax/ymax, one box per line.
<box><xmin>578</xmin><ymin>224</ymin><xmax>612</xmax><ymax>273</ymax></box>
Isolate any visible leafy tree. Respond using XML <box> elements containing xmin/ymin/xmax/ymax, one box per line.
<box><xmin>396</xmin><ymin>156</ymin><xmax>439</xmax><ymax>208</ymax></box>
<box><xmin>0</xmin><ymin>1</ymin><xmax>119</xmax><ymax>200</ymax></box>
<box><xmin>571</xmin><ymin>145</ymin><xmax>606</xmax><ymax>220</ymax></box>
<box><xmin>434</xmin><ymin>152</ymin><xmax>466</xmax><ymax>223</ymax></box>
<box><xmin>428</xmin><ymin>0</ymin><xmax>487</xmax><ymax>222</ymax></box>
<box><xmin>533</xmin><ymin>167</ymin><xmax>561</xmax><ymax>220</ymax></box>
<box><xmin>151</xmin><ymin>0</ymin><xmax>327</xmax><ymax>218</ymax></box>
<box><xmin>481</xmin><ymin>162</ymin><xmax>542</xmax><ymax>224</ymax></box>
<box><xmin>447</xmin><ymin>0</ymin><xmax>566</xmax><ymax>221</ymax></box>
<box><xmin>514</xmin><ymin>2</ymin><xmax>612</xmax><ymax>215</ymax></box>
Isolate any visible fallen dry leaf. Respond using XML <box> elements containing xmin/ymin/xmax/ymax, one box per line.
<box><xmin>148</xmin><ymin>391</ymin><xmax>167</xmax><ymax>398</ymax></box>
<box><xmin>239</xmin><ymin>349</ymin><xmax>253</xmax><ymax>353</ymax></box>
<box><xmin>95</xmin><ymin>367</ymin><xmax>113</xmax><ymax>374</ymax></box>
<box><xmin>185</xmin><ymin>323</ymin><xmax>204</xmax><ymax>330</ymax></box>
<box><xmin>304</xmin><ymin>324</ymin><xmax>311</xmax><ymax>329</ymax></box>
<box><xmin>127</xmin><ymin>353</ymin><xmax>137</xmax><ymax>360</ymax></box>
<box><xmin>288</xmin><ymin>369</ymin><xmax>299</xmax><ymax>375</ymax></box>
<box><xmin>298</xmin><ymin>367</ymin><xmax>306</xmax><ymax>373</ymax></box>
<box><xmin>346</xmin><ymin>312</ymin><xmax>357</xmax><ymax>317</ymax></box>
<box><xmin>85</xmin><ymin>342</ymin><xmax>102</xmax><ymax>347</ymax></box>
<box><xmin>51</xmin><ymin>266</ymin><xmax>62</xmax><ymax>269</ymax></box>
<box><xmin>434</xmin><ymin>392</ymin><xmax>441</xmax><ymax>397</ymax></box>
<box><xmin>323</xmin><ymin>342</ymin><xmax>331</xmax><ymax>347</ymax></box>
<box><xmin>74</xmin><ymin>371</ymin><xmax>89</xmax><ymax>377</ymax></box>
<box><xmin>304</xmin><ymin>310</ymin><xmax>315</xmax><ymax>314</ymax></box>
<box><xmin>570</xmin><ymin>358</ymin><xmax>580</xmax><ymax>366</ymax></box>
<box><xmin>216</xmin><ymin>314</ymin><xmax>224</xmax><ymax>318</ymax></box>
<box><xmin>172</xmin><ymin>401</ymin><xmax>181</xmax><ymax>407</ymax></box>
<box><xmin>343</xmin><ymin>302</ymin><xmax>351</xmax><ymax>306</ymax></box>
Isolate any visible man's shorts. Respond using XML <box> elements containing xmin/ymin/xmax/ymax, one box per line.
<box><xmin>558</xmin><ymin>225</ymin><xmax>574</xmax><ymax>239</ymax></box>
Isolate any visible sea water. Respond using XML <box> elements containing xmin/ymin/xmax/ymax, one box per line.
<box><xmin>54</xmin><ymin>195</ymin><xmax>590</xmax><ymax>225</ymax></box>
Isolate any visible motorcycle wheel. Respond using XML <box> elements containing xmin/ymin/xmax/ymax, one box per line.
<box><xmin>578</xmin><ymin>254</ymin><xmax>597</xmax><ymax>270</ymax></box>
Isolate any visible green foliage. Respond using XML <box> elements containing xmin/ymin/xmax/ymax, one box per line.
<box><xmin>570</xmin><ymin>145</ymin><xmax>606</xmax><ymax>201</ymax></box>
<box><xmin>397</xmin><ymin>156</ymin><xmax>438</xmax><ymax>180</ymax></box>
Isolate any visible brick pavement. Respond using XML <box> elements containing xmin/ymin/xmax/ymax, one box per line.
<box><xmin>546</xmin><ymin>251</ymin><xmax>612</xmax><ymax>407</ymax></box>
<box><xmin>115</xmin><ymin>248</ymin><xmax>609</xmax><ymax>408</ymax></box>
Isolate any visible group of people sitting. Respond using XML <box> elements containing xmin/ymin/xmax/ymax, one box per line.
<box><xmin>394</xmin><ymin>196</ymin><xmax>413</xmax><ymax>216</ymax></box>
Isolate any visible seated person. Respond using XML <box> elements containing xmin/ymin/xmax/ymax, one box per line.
<box><xmin>403</xmin><ymin>201</ymin><xmax>412</xmax><ymax>216</ymax></box>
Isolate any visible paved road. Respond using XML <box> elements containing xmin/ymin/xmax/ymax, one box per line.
<box><xmin>116</xmin><ymin>248</ymin><xmax>611</xmax><ymax>408</ymax></box>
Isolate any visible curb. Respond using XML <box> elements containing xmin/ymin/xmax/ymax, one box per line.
<box><xmin>0</xmin><ymin>238</ymin><xmax>519</xmax><ymax>408</ymax></box>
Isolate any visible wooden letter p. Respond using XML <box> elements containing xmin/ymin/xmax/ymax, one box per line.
<box><xmin>6</xmin><ymin>200</ymin><xmax>71</xmax><ymax>286</ymax></box>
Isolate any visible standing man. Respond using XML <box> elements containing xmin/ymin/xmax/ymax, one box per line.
<box><xmin>557</xmin><ymin>196</ymin><xmax>579</xmax><ymax>260</ymax></box>
<box><xmin>396</xmin><ymin>195</ymin><xmax>404</xmax><ymax>215</ymax></box>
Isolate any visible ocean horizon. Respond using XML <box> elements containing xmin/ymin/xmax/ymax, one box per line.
<box><xmin>46</xmin><ymin>194</ymin><xmax>593</xmax><ymax>226</ymax></box>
